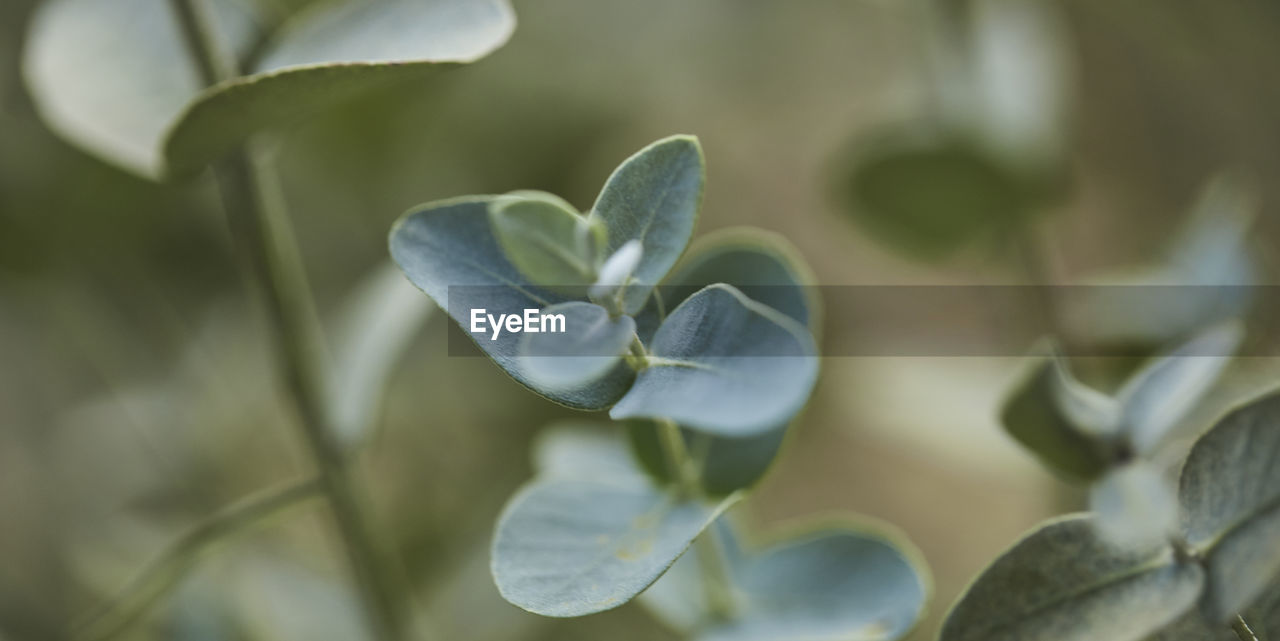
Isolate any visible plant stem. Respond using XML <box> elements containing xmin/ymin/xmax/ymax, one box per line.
<box><xmin>167</xmin><ymin>2</ymin><xmax>411</xmax><ymax>640</ymax></box>
<box><xmin>654</xmin><ymin>419</ymin><xmax>736</xmax><ymax>620</ymax></box>
<box><xmin>1232</xmin><ymin>615</ymin><xmax>1259</xmax><ymax>641</ymax></box>
<box><xmin>1011</xmin><ymin>224</ymin><xmax>1073</xmax><ymax>352</ymax></box>
<box><xmin>74</xmin><ymin>479</ymin><xmax>322</xmax><ymax>641</ymax></box>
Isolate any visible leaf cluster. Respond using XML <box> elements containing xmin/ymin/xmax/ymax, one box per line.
<box><xmin>389</xmin><ymin>136</ymin><xmax>931</xmax><ymax>638</ymax></box>
<box><xmin>942</xmin><ymin>388</ymin><xmax>1280</xmax><ymax>640</ymax></box>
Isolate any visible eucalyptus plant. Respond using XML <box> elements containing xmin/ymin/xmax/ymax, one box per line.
<box><xmin>388</xmin><ymin>135</ymin><xmax>932</xmax><ymax>639</ymax></box>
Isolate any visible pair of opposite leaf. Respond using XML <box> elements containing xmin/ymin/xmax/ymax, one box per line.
<box><xmin>24</xmin><ymin>0</ymin><xmax>516</xmax><ymax>180</ymax></box>
<box><xmin>1002</xmin><ymin>321</ymin><xmax>1243</xmax><ymax>547</ymax></box>
<box><xmin>389</xmin><ymin>135</ymin><xmax>819</xmax><ymax>438</ymax></box>
<box><xmin>493</xmin><ymin>422</ymin><xmax>931</xmax><ymax>641</ymax></box>
<box><xmin>943</xmin><ymin>387</ymin><xmax>1280</xmax><ymax>641</ymax></box>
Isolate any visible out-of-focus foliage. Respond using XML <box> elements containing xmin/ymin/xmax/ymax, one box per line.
<box><xmin>831</xmin><ymin>0</ymin><xmax>1071</xmax><ymax>261</ymax></box>
<box><xmin>23</xmin><ymin>0</ymin><xmax>515</xmax><ymax>178</ymax></box>
<box><xmin>944</xmin><ymin>387</ymin><xmax>1280</xmax><ymax>640</ymax></box>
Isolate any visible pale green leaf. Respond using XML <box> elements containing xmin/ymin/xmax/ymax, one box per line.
<box><xmin>589</xmin><ymin>240</ymin><xmax>645</xmax><ymax>314</ymax></box>
<box><xmin>389</xmin><ymin>196</ymin><xmax>633</xmax><ymax>409</ymax></box>
<box><xmin>326</xmin><ymin>262</ymin><xmax>434</xmax><ymax>448</ymax></box>
<box><xmin>610</xmin><ymin>285</ymin><xmax>818</xmax><ymax>436</ymax></box>
<box><xmin>1116</xmin><ymin>321</ymin><xmax>1242</xmax><ymax>454</ymax></box>
<box><xmin>23</xmin><ymin>0</ymin><xmax>514</xmax><ymax>179</ymax></box>
<box><xmin>22</xmin><ymin>0</ymin><xmax>258</xmax><ymax>178</ymax></box>
<box><xmin>488</xmin><ymin>192</ymin><xmax>604</xmax><ymax>293</ymax></box>
<box><xmin>642</xmin><ymin>518</ymin><xmax>929</xmax><ymax>641</ymax></box>
<box><xmin>588</xmin><ymin>135</ymin><xmax>704</xmax><ymax>314</ymax></box>
<box><xmin>939</xmin><ymin>515</ymin><xmax>1204</xmax><ymax>641</ymax></box>
<box><xmin>490</xmin><ymin>478</ymin><xmax>737</xmax><ymax>617</ymax></box>
<box><xmin>1089</xmin><ymin>461</ymin><xmax>1179</xmax><ymax>550</ymax></box>
<box><xmin>517</xmin><ymin>301</ymin><xmax>635</xmax><ymax>392</ymax></box>
<box><xmin>164</xmin><ymin>0</ymin><xmax>515</xmax><ymax>177</ymax></box>
<box><xmin>1179</xmin><ymin>390</ymin><xmax>1280</xmax><ymax>623</ymax></box>
<box><xmin>1066</xmin><ymin>176</ymin><xmax>1256</xmax><ymax>347</ymax></box>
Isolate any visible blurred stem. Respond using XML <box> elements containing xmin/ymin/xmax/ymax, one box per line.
<box><xmin>168</xmin><ymin>2</ymin><xmax>411</xmax><ymax>640</ymax></box>
<box><xmin>1232</xmin><ymin>615</ymin><xmax>1259</xmax><ymax>641</ymax></box>
<box><xmin>74</xmin><ymin>478</ymin><xmax>322</xmax><ymax>641</ymax></box>
<box><xmin>654</xmin><ymin>420</ymin><xmax>736</xmax><ymax>621</ymax></box>
<box><xmin>1010</xmin><ymin>223</ymin><xmax>1075</xmax><ymax>353</ymax></box>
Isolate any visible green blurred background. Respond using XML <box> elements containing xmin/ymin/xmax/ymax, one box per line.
<box><xmin>3</xmin><ymin>0</ymin><xmax>1280</xmax><ymax>639</ymax></box>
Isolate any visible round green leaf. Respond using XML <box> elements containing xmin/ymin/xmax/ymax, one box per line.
<box><xmin>588</xmin><ymin>135</ymin><xmax>704</xmax><ymax>314</ymax></box>
<box><xmin>389</xmin><ymin>196</ymin><xmax>633</xmax><ymax>409</ymax></box>
<box><xmin>1000</xmin><ymin>351</ymin><xmax>1119</xmax><ymax>483</ymax></box>
<box><xmin>609</xmin><ymin>285</ymin><xmax>818</xmax><ymax>436</ymax></box>
<box><xmin>835</xmin><ymin>130</ymin><xmax>1052</xmax><ymax>261</ymax></box>
<box><xmin>490</xmin><ymin>478</ymin><xmax>737</xmax><ymax>617</ymax></box>
<box><xmin>1179</xmin><ymin>390</ymin><xmax>1280</xmax><ymax>623</ymax></box>
<box><xmin>517</xmin><ymin>301</ymin><xmax>635</xmax><ymax>392</ymax></box>
<box><xmin>488</xmin><ymin>192</ymin><xmax>604</xmax><ymax>293</ymax></box>
<box><xmin>641</xmin><ymin>517</ymin><xmax>929</xmax><ymax>641</ymax></box>
<box><xmin>939</xmin><ymin>515</ymin><xmax>1204</xmax><ymax>641</ymax></box>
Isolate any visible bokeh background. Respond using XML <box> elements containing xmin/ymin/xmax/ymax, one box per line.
<box><xmin>3</xmin><ymin>0</ymin><xmax>1280</xmax><ymax>639</ymax></box>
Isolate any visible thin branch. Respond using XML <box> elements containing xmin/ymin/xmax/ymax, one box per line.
<box><xmin>165</xmin><ymin>2</ymin><xmax>412</xmax><ymax>639</ymax></box>
<box><xmin>654</xmin><ymin>419</ymin><xmax>736</xmax><ymax>620</ymax></box>
<box><xmin>1232</xmin><ymin>615</ymin><xmax>1259</xmax><ymax>641</ymax></box>
<box><xmin>73</xmin><ymin>478</ymin><xmax>322</xmax><ymax>641</ymax></box>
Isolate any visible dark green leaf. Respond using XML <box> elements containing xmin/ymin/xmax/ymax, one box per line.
<box><xmin>389</xmin><ymin>196</ymin><xmax>633</xmax><ymax>409</ymax></box>
<box><xmin>1179</xmin><ymin>390</ymin><xmax>1280</xmax><ymax>623</ymax></box>
<box><xmin>610</xmin><ymin>285</ymin><xmax>818</xmax><ymax>436</ymax></box>
<box><xmin>636</xmin><ymin>227</ymin><xmax>819</xmax><ymax>342</ymax></box>
<box><xmin>835</xmin><ymin>131</ymin><xmax>1052</xmax><ymax>261</ymax></box>
<box><xmin>627</xmin><ymin>420</ymin><xmax>789</xmax><ymax>496</ymax></box>
<box><xmin>939</xmin><ymin>515</ymin><xmax>1203</xmax><ymax>641</ymax></box>
<box><xmin>588</xmin><ymin>135</ymin><xmax>704</xmax><ymax>314</ymax></box>
<box><xmin>1000</xmin><ymin>352</ymin><xmax>1119</xmax><ymax>483</ymax></box>
<box><xmin>490</xmin><ymin>478</ymin><xmax>737</xmax><ymax>617</ymax></box>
